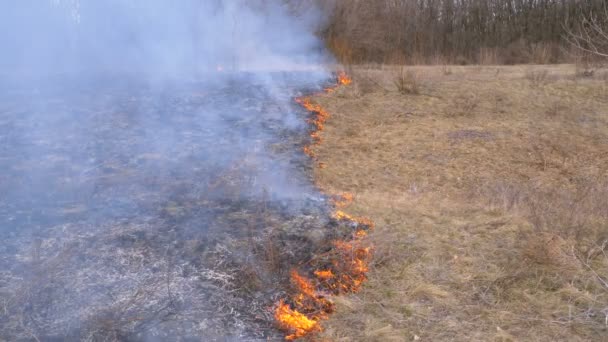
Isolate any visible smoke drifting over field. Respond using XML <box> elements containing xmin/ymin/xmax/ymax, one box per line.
<box><xmin>0</xmin><ymin>0</ymin><xmax>327</xmax><ymax>77</ymax></box>
<box><xmin>0</xmin><ymin>1</ymin><xmax>341</xmax><ymax>340</ymax></box>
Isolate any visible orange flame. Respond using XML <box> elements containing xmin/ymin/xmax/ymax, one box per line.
<box><xmin>303</xmin><ymin>146</ymin><xmax>315</xmax><ymax>158</ymax></box>
<box><xmin>291</xmin><ymin>270</ymin><xmax>316</xmax><ymax>302</ymax></box>
<box><xmin>338</xmin><ymin>71</ymin><xmax>352</xmax><ymax>86</ymax></box>
<box><xmin>314</xmin><ymin>269</ymin><xmax>335</xmax><ymax>280</ymax></box>
<box><xmin>295</xmin><ymin>71</ymin><xmax>350</xmax><ymax>160</ymax></box>
<box><xmin>333</xmin><ymin>193</ymin><xmax>354</xmax><ymax>208</ymax></box>
<box><xmin>275</xmin><ymin>300</ymin><xmax>319</xmax><ymax>340</ymax></box>
<box><xmin>275</xmin><ymin>72</ymin><xmax>373</xmax><ymax>340</ymax></box>
<box><xmin>332</xmin><ymin>210</ymin><xmax>375</xmax><ymax>229</ymax></box>
<box><xmin>332</xmin><ymin>239</ymin><xmax>372</xmax><ymax>292</ymax></box>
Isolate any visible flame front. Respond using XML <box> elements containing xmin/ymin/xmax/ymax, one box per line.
<box><xmin>314</xmin><ymin>269</ymin><xmax>335</xmax><ymax>280</ymax></box>
<box><xmin>275</xmin><ymin>300</ymin><xmax>319</xmax><ymax>340</ymax></box>
<box><xmin>338</xmin><ymin>71</ymin><xmax>352</xmax><ymax>85</ymax></box>
<box><xmin>274</xmin><ymin>72</ymin><xmax>374</xmax><ymax>340</ymax></box>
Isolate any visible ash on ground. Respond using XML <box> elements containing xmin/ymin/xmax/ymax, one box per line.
<box><xmin>0</xmin><ymin>73</ymin><xmax>355</xmax><ymax>341</ymax></box>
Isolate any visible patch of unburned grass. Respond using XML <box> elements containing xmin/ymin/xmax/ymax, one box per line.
<box><xmin>312</xmin><ymin>64</ymin><xmax>608</xmax><ymax>341</ymax></box>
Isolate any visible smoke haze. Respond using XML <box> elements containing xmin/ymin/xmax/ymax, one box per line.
<box><xmin>0</xmin><ymin>1</ymin><xmax>336</xmax><ymax>340</ymax></box>
<box><xmin>1</xmin><ymin>0</ymin><xmax>328</xmax><ymax>78</ymax></box>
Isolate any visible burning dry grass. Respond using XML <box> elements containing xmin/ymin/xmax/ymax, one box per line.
<box><xmin>0</xmin><ymin>75</ymin><xmax>371</xmax><ymax>341</ymax></box>
<box><xmin>273</xmin><ymin>72</ymin><xmax>376</xmax><ymax>340</ymax></box>
<box><xmin>309</xmin><ymin>65</ymin><xmax>608</xmax><ymax>341</ymax></box>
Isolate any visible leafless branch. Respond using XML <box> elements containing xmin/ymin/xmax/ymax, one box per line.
<box><xmin>564</xmin><ymin>10</ymin><xmax>608</xmax><ymax>59</ymax></box>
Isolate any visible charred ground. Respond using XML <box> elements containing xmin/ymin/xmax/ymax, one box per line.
<box><xmin>0</xmin><ymin>72</ymin><xmax>360</xmax><ymax>341</ymax></box>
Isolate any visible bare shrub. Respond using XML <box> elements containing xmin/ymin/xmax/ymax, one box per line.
<box><xmin>449</xmin><ymin>93</ymin><xmax>479</xmax><ymax>117</ymax></box>
<box><xmin>525</xmin><ymin>69</ymin><xmax>550</xmax><ymax>87</ymax></box>
<box><xmin>442</xmin><ymin>65</ymin><xmax>453</xmax><ymax>76</ymax></box>
<box><xmin>393</xmin><ymin>68</ymin><xmax>420</xmax><ymax>95</ymax></box>
<box><xmin>574</xmin><ymin>59</ymin><xmax>597</xmax><ymax>78</ymax></box>
<box><xmin>564</xmin><ymin>9</ymin><xmax>608</xmax><ymax>60</ymax></box>
<box><xmin>523</xmin><ymin>233</ymin><xmax>580</xmax><ymax>271</ymax></box>
<box><xmin>355</xmin><ymin>75</ymin><xmax>381</xmax><ymax>95</ymax></box>
<box><xmin>482</xmin><ymin>177</ymin><xmax>608</xmax><ymax>247</ymax></box>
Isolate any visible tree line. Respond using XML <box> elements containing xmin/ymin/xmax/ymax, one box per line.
<box><xmin>313</xmin><ymin>0</ymin><xmax>607</xmax><ymax>64</ymax></box>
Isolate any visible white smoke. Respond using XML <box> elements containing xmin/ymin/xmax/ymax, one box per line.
<box><xmin>0</xmin><ymin>2</ymin><xmax>335</xmax><ymax>340</ymax></box>
<box><xmin>0</xmin><ymin>0</ymin><xmax>329</xmax><ymax>78</ymax></box>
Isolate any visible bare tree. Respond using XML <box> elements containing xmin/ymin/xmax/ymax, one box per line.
<box><xmin>315</xmin><ymin>0</ymin><xmax>607</xmax><ymax>64</ymax></box>
<box><xmin>564</xmin><ymin>7</ymin><xmax>608</xmax><ymax>59</ymax></box>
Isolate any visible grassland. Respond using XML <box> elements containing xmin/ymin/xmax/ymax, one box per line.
<box><xmin>310</xmin><ymin>65</ymin><xmax>608</xmax><ymax>341</ymax></box>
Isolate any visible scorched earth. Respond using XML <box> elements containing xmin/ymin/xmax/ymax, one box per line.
<box><xmin>0</xmin><ymin>72</ymin><xmax>366</xmax><ymax>341</ymax></box>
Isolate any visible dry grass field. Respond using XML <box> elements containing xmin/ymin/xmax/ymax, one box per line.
<box><xmin>309</xmin><ymin>65</ymin><xmax>608</xmax><ymax>341</ymax></box>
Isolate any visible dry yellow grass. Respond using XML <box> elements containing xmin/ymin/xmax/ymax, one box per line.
<box><xmin>311</xmin><ymin>65</ymin><xmax>608</xmax><ymax>341</ymax></box>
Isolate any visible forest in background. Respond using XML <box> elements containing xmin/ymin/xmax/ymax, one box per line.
<box><xmin>303</xmin><ymin>0</ymin><xmax>607</xmax><ymax>64</ymax></box>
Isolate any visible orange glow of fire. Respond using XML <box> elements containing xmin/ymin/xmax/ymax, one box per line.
<box><xmin>291</xmin><ymin>270</ymin><xmax>316</xmax><ymax>302</ymax></box>
<box><xmin>275</xmin><ymin>300</ymin><xmax>319</xmax><ymax>340</ymax></box>
<box><xmin>333</xmin><ymin>193</ymin><xmax>354</xmax><ymax>208</ymax></box>
<box><xmin>296</xmin><ymin>97</ymin><xmax>330</xmax><ymax>132</ymax></box>
<box><xmin>338</xmin><ymin>71</ymin><xmax>352</xmax><ymax>86</ymax></box>
<box><xmin>310</xmin><ymin>131</ymin><xmax>321</xmax><ymax>142</ymax></box>
<box><xmin>314</xmin><ymin>269</ymin><xmax>335</xmax><ymax>280</ymax></box>
<box><xmin>295</xmin><ymin>72</ymin><xmax>352</xmax><ymax>161</ymax></box>
<box><xmin>303</xmin><ymin>146</ymin><xmax>315</xmax><ymax>158</ymax></box>
<box><xmin>332</xmin><ymin>210</ymin><xmax>375</xmax><ymax>229</ymax></box>
<box><xmin>275</xmin><ymin>72</ymin><xmax>373</xmax><ymax>340</ymax></box>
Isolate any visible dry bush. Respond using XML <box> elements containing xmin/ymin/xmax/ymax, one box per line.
<box><xmin>480</xmin><ymin>177</ymin><xmax>608</xmax><ymax>333</ymax></box>
<box><xmin>354</xmin><ymin>75</ymin><xmax>381</xmax><ymax>95</ymax></box>
<box><xmin>393</xmin><ymin>68</ymin><xmax>420</xmax><ymax>95</ymax></box>
<box><xmin>338</xmin><ymin>72</ymin><xmax>382</xmax><ymax>98</ymax></box>
<box><xmin>449</xmin><ymin>93</ymin><xmax>479</xmax><ymax>117</ymax></box>
<box><xmin>482</xmin><ymin>176</ymin><xmax>608</xmax><ymax>252</ymax></box>
<box><xmin>575</xmin><ymin>62</ymin><xmax>597</xmax><ymax>78</ymax></box>
<box><xmin>442</xmin><ymin>65</ymin><xmax>453</xmax><ymax>75</ymax></box>
<box><xmin>563</xmin><ymin>8</ymin><xmax>608</xmax><ymax>61</ymax></box>
<box><xmin>525</xmin><ymin>69</ymin><xmax>550</xmax><ymax>87</ymax></box>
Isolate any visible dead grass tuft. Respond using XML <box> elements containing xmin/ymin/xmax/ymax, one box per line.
<box><xmin>523</xmin><ymin>233</ymin><xmax>580</xmax><ymax>270</ymax></box>
<box><xmin>525</xmin><ymin>69</ymin><xmax>550</xmax><ymax>87</ymax></box>
<box><xmin>393</xmin><ymin>68</ymin><xmax>420</xmax><ymax>95</ymax></box>
<box><xmin>442</xmin><ymin>65</ymin><xmax>453</xmax><ymax>75</ymax></box>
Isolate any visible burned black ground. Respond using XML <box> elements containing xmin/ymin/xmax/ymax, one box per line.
<box><xmin>0</xmin><ymin>72</ymin><xmax>357</xmax><ymax>341</ymax></box>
